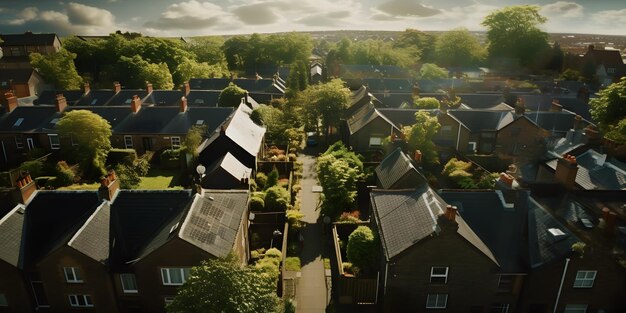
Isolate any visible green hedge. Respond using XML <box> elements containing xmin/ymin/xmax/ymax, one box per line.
<box><xmin>107</xmin><ymin>149</ymin><xmax>137</xmax><ymax>165</ymax></box>
<box><xmin>160</xmin><ymin>149</ymin><xmax>181</xmax><ymax>169</ymax></box>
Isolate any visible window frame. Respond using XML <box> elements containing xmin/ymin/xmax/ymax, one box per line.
<box><xmin>573</xmin><ymin>270</ymin><xmax>596</xmax><ymax>288</ymax></box>
<box><xmin>63</xmin><ymin>267</ymin><xmax>83</xmax><ymax>283</ymax></box>
<box><xmin>15</xmin><ymin>135</ymin><xmax>24</xmax><ymax>149</ymax></box>
<box><xmin>171</xmin><ymin>137</ymin><xmax>181</xmax><ymax>150</ymax></box>
<box><xmin>161</xmin><ymin>268</ymin><xmax>190</xmax><ymax>286</ymax></box>
<box><xmin>490</xmin><ymin>303</ymin><xmax>510</xmax><ymax>313</ymax></box>
<box><xmin>120</xmin><ymin>273</ymin><xmax>138</xmax><ymax>294</ymax></box>
<box><xmin>48</xmin><ymin>134</ymin><xmax>60</xmax><ymax>150</ymax></box>
<box><xmin>68</xmin><ymin>294</ymin><xmax>93</xmax><ymax>308</ymax></box>
<box><xmin>124</xmin><ymin>135</ymin><xmax>133</xmax><ymax>149</ymax></box>
<box><xmin>369</xmin><ymin>135</ymin><xmax>383</xmax><ymax>147</ymax></box>
<box><xmin>497</xmin><ymin>275</ymin><xmax>514</xmax><ymax>293</ymax></box>
<box><xmin>564</xmin><ymin>304</ymin><xmax>587</xmax><ymax>313</ymax></box>
<box><xmin>430</xmin><ymin>267</ymin><xmax>449</xmax><ymax>284</ymax></box>
<box><xmin>426</xmin><ymin>293</ymin><xmax>448</xmax><ymax>309</ymax></box>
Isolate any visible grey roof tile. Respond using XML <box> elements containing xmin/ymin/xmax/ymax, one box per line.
<box><xmin>75</xmin><ymin>90</ymin><xmax>117</xmax><ymax>106</ymax></box>
<box><xmin>0</xmin><ymin>206</ymin><xmax>26</xmax><ymax>267</ymax></box>
<box><xmin>375</xmin><ymin>148</ymin><xmax>427</xmax><ymax>189</ymax></box>
<box><xmin>449</xmin><ymin>110</ymin><xmax>515</xmax><ymax>131</ymax></box>
<box><xmin>68</xmin><ymin>202</ymin><xmax>110</xmax><ymax>264</ymax></box>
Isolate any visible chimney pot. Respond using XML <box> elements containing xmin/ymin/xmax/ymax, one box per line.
<box><xmin>99</xmin><ymin>171</ymin><xmax>120</xmax><ymax>201</ymax></box>
<box><xmin>83</xmin><ymin>82</ymin><xmax>90</xmax><ymax>95</ymax></box>
<box><xmin>146</xmin><ymin>82</ymin><xmax>153</xmax><ymax>94</ymax></box>
<box><xmin>499</xmin><ymin>172</ymin><xmax>514</xmax><ymax>186</ymax></box>
<box><xmin>414</xmin><ymin>150</ymin><xmax>422</xmax><ymax>163</ymax></box>
<box><xmin>4</xmin><ymin>92</ymin><xmax>18</xmax><ymax>113</ymax></box>
<box><xmin>55</xmin><ymin>94</ymin><xmax>67</xmax><ymax>112</ymax></box>
<box><xmin>180</xmin><ymin>96</ymin><xmax>188</xmax><ymax>113</ymax></box>
<box><xmin>555</xmin><ymin>154</ymin><xmax>578</xmax><ymax>188</ymax></box>
<box><xmin>182</xmin><ymin>81</ymin><xmax>190</xmax><ymax>96</ymax></box>
<box><xmin>130</xmin><ymin>95</ymin><xmax>142</xmax><ymax>113</ymax></box>
<box><xmin>114</xmin><ymin>82</ymin><xmax>121</xmax><ymax>93</ymax></box>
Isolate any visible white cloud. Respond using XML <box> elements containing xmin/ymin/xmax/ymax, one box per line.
<box><xmin>231</xmin><ymin>3</ymin><xmax>281</xmax><ymax>25</ymax></box>
<box><xmin>376</xmin><ymin>0</ymin><xmax>441</xmax><ymax>17</ymax></box>
<box><xmin>297</xmin><ymin>11</ymin><xmax>353</xmax><ymax>27</ymax></box>
<box><xmin>67</xmin><ymin>2</ymin><xmax>115</xmax><ymax>26</ymax></box>
<box><xmin>541</xmin><ymin>1</ymin><xmax>583</xmax><ymax>18</ymax></box>
<box><xmin>144</xmin><ymin>1</ymin><xmax>230</xmax><ymax>30</ymax></box>
<box><xmin>8</xmin><ymin>7</ymin><xmax>39</xmax><ymax>25</ymax></box>
<box><xmin>592</xmin><ymin>8</ymin><xmax>626</xmax><ymax>24</ymax></box>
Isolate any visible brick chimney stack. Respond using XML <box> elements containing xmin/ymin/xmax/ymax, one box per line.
<box><xmin>130</xmin><ymin>95</ymin><xmax>141</xmax><ymax>113</ymax></box>
<box><xmin>555</xmin><ymin>154</ymin><xmax>578</xmax><ymax>189</ymax></box>
<box><xmin>99</xmin><ymin>170</ymin><xmax>120</xmax><ymax>201</ymax></box>
<box><xmin>82</xmin><ymin>82</ymin><xmax>90</xmax><ymax>95</ymax></box>
<box><xmin>573</xmin><ymin>115</ymin><xmax>583</xmax><ymax>130</ymax></box>
<box><xmin>444</xmin><ymin>205</ymin><xmax>457</xmax><ymax>222</ymax></box>
<box><xmin>180</xmin><ymin>96</ymin><xmax>187</xmax><ymax>113</ymax></box>
<box><xmin>55</xmin><ymin>94</ymin><xmax>67</xmax><ymax>112</ymax></box>
<box><xmin>514</xmin><ymin>97</ymin><xmax>525</xmax><ymax>116</ymax></box>
<box><xmin>5</xmin><ymin>92</ymin><xmax>18</xmax><ymax>113</ymax></box>
<box><xmin>412</xmin><ymin>82</ymin><xmax>420</xmax><ymax>98</ymax></box>
<box><xmin>114</xmin><ymin>82</ymin><xmax>121</xmax><ymax>93</ymax></box>
<box><xmin>146</xmin><ymin>82</ymin><xmax>153</xmax><ymax>94</ymax></box>
<box><xmin>550</xmin><ymin>99</ymin><xmax>563</xmax><ymax>112</ymax></box>
<box><xmin>602</xmin><ymin>207</ymin><xmax>618</xmax><ymax>235</ymax></box>
<box><xmin>182</xmin><ymin>81</ymin><xmax>190</xmax><ymax>96</ymax></box>
<box><xmin>13</xmin><ymin>173</ymin><xmax>37</xmax><ymax>204</ymax></box>
<box><xmin>499</xmin><ymin>172</ymin><xmax>514</xmax><ymax>187</ymax></box>
<box><xmin>414</xmin><ymin>150</ymin><xmax>422</xmax><ymax>163</ymax></box>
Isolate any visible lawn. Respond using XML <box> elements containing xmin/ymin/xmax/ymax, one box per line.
<box><xmin>138</xmin><ymin>168</ymin><xmax>183</xmax><ymax>190</ymax></box>
<box><xmin>57</xmin><ymin>183</ymin><xmax>100</xmax><ymax>190</ymax></box>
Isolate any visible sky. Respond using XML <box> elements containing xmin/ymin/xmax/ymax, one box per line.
<box><xmin>0</xmin><ymin>0</ymin><xmax>625</xmax><ymax>37</ymax></box>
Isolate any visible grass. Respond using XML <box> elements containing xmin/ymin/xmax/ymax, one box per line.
<box><xmin>284</xmin><ymin>257</ymin><xmax>301</xmax><ymax>271</ymax></box>
<box><xmin>138</xmin><ymin>168</ymin><xmax>182</xmax><ymax>190</ymax></box>
<box><xmin>57</xmin><ymin>183</ymin><xmax>100</xmax><ymax>190</ymax></box>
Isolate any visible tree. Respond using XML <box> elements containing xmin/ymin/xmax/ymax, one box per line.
<box><xmin>302</xmin><ymin>79</ymin><xmax>351</xmax><ymax>139</ymax></box>
<box><xmin>182</xmin><ymin>125</ymin><xmax>207</xmax><ymax>159</ymax></box>
<box><xmin>418</xmin><ymin>63</ymin><xmax>448</xmax><ymax>80</ymax></box>
<box><xmin>167</xmin><ymin>255</ymin><xmax>279</xmax><ymax>313</ymax></box>
<box><xmin>605</xmin><ymin>118</ymin><xmax>626</xmax><ymax>144</ymax></box>
<box><xmin>394</xmin><ymin>28</ymin><xmax>435</xmax><ymax>62</ymax></box>
<box><xmin>176</xmin><ymin>57</ymin><xmax>228</xmax><ymax>82</ymax></box>
<box><xmin>30</xmin><ymin>48</ymin><xmax>83</xmax><ymax>90</ymax></box>
<box><xmin>589</xmin><ymin>77</ymin><xmax>626</xmax><ymax>133</ymax></box>
<box><xmin>482</xmin><ymin>5</ymin><xmax>550</xmax><ymax>69</ymax></box>
<box><xmin>412</xmin><ymin>97</ymin><xmax>440</xmax><ymax>109</ymax></box>
<box><xmin>547</xmin><ymin>42</ymin><xmax>564</xmax><ymax>72</ymax></box>
<box><xmin>251</xmin><ymin>105</ymin><xmax>287</xmax><ymax>144</ymax></box>
<box><xmin>346</xmin><ymin>226</ymin><xmax>379</xmax><ymax>275</ymax></box>
<box><xmin>402</xmin><ymin>111</ymin><xmax>441</xmax><ymax>165</ymax></box>
<box><xmin>114</xmin><ymin>55</ymin><xmax>173</xmax><ymax>89</ymax></box>
<box><xmin>218</xmin><ymin>82</ymin><xmax>247</xmax><ymax>107</ymax></box>
<box><xmin>560</xmin><ymin>69</ymin><xmax>583</xmax><ymax>81</ymax></box>
<box><xmin>56</xmin><ymin>110</ymin><xmax>112</xmax><ymax>178</ymax></box>
<box><xmin>186</xmin><ymin>36</ymin><xmax>226</xmax><ymax>64</ymax></box>
<box><xmin>264</xmin><ymin>186</ymin><xmax>290</xmax><ymax>212</ymax></box>
<box><xmin>435</xmin><ymin>28</ymin><xmax>485</xmax><ymax>67</ymax></box>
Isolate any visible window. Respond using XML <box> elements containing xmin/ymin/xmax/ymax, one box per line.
<box><xmin>161</xmin><ymin>268</ymin><xmax>190</xmax><ymax>285</ymax></box>
<box><xmin>468</xmin><ymin>142</ymin><xmax>477</xmax><ymax>152</ymax></box>
<box><xmin>171</xmin><ymin>137</ymin><xmax>181</xmax><ymax>149</ymax></box>
<box><xmin>426</xmin><ymin>294</ymin><xmax>447</xmax><ymax>309</ymax></box>
<box><xmin>0</xmin><ymin>293</ymin><xmax>7</xmax><ymax>306</ymax></box>
<box><xmin>68</xmin><ymin>294</ymin><xmax>93</xmax><ymax>307</ymax></box>
<box><xmin>90</xmin><ymin>99</ymin><xmax>98</xmax><ymax>105</ymax></box>
<box><xmin>10</xmin><ymin>47</ymin><xmax>21</xmax><ymax>56</ymax></box>
<box><xmin>124</xmin><ymin>136</ymin><xmax>133</xmax><ymax>149</ymax></box>
<box><xmin>497</xmin><ymin>275</ymin><xmax>514</xmax><ymax>292</ymax></box>
<box><xmin>63</xmin><ymin>267</ymin><xmax>83</xmax><ymax>283</ymax></box>
<box><xmin>48</xmin><ymin>134</ymin><xmax>60</xmax><ymax>150</ymax></box>
<box><xmin>13</xmin><ymin>118</ymin><xmax>24</xmax><ymax>127</ymax></box>
<box><xmin>491</xmin><ymin>303</ymin><xmax>510</xmax><ymax>313</ymax></box>
<box><xmin>164</xmin><ymin>296</ymin><xmax>175</xmax><ymax>306</ymax></box>
<box><xmin>564</xmin><ymin>304</ymin><xmax>587</xmax><ymax>313</ymax></box>
<box><xmin>430</xmin><ymin>267</ymin><xmax>448</xmax><ymax>284</ymax></box>
<box><xmin>30</xmin><ymin>274</ymin><xmax>49</xmax><ymax>308</ymax></box>
<box><xmin>15</xmin><ymin>136</ymin><xmax>24</xmax><ymax>149</ymax></box>
<box><xmin>573</xmin><ymin>271</ymin><xmax>596</xmax><ymax>288</ymax></box>
<box><xmin>120</xmin><ymin>274</ymin><xmax>138</xmax><ymax>293</ymax></box>
<box><xmin>369</xmin><ymin>136</ymin><xmax>383</xmax><ymax>147</ymax></box>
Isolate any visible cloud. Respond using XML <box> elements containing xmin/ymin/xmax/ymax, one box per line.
<box><xmin>541</xmin><ymin>1</ymin><xmax>583</xmax><ymax>18</ymax></box>
<box><xmin>144</xmin><ymin>1</ymin><xmax>229</xmax><ymax>30</ymax></box>
<box><xmin>297</xmin><ymin>11</ymin><xmax>352</xmax><ymax>27</ymax></box>
<box><xmin>8</xmin><ymin>7</ymin><xmax>39</xmax><ymax>25</ymax></box>
<box><xmin>376</xmin><ymin>0</ymin><xmax>441</xmax><ymax>17</ymax></box>
<box><xmin>231</xmin><ymin>3</ymin><xmax>281</xmax><ymax>25</ymax></box>
<box><xmin>67</xmin><ymin>2</ymin><xmax>115</xmax><ymax>26</ymax></box>
<box><xmin>592</xmin><ymin>8</ymin><xmax>626</xmax><ymax>24</ymax></box>
<box><xmin>370</xmin><ymin>13</ymin><xmax>400</xmax><ymax>21</ymax></box>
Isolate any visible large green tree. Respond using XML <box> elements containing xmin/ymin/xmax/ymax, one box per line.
<box><xmin>481</xmin><ymin>5</ymin><xmax>551</xmax><ymax>69</ymax></box>
<box><xmin>302</xmin><ymin>79</ymin><xmax>351</xmax><ymax>139</ymax></box>
<box><xmin>168</xmin><ymin>256</ymin><xmax>279</xmax><ymax>313</ymax></box>
<box><xmin>435</xmin><ymin>28</ymin><xmax>485</xmax><ymax>67</ymax></box>
<box><xmin>218</xmin><ymin>82</ymin><xmax>247</xmax><ymax>107</ymax></box>
<box><xmin>394</xmin><ymin>28</ymin><xmax>435</xmax><ymax>62</ymax></box>
<box><xmin>57</xmin><ymin>110</ymin><xmax>112</xmax><ymax>178</ymax></box>
<box><xmin>589</xmin><ymin>77</ymin><xmax>626</xmax><ymax>134</ymax></box>
<box><xmin>30</xmin><ymin>48</ymin><xmax>83</xmax><ymax>90</ymax></box>
<box><xmin>418</xmin><ymin>63</ymin><xmax>448</xmax><ymax>80</ymax></box>
<box><xmin>402</xmin><ymin>111</ymin><xmax>441</xmax><ymax>165</ymax></box>
<box><xmin>114</xmin><ymin>55</ymin><xmax>174</xmax><ymax>89</ymax></box>
<box><xmin>176</xmin><ymin>57</ymin><xmax>228</xmax><ymax>82</ymax></box>
<box><xmin>347</xmin><ymin>226</ymin><xmax>379</xmax><ymax>275</ymax></box>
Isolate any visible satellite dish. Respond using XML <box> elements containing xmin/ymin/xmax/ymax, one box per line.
<box><xmin>196</xmin><ymin>164</ymin><xmax>206</xmax><ymax>175</ymax></box>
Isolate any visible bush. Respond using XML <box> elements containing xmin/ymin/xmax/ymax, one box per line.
<box><xmin>160</xmin><ymin>149</ymin><xmax>181</xmax><ymax>169</ymax></box>
<box><xmin>107</xmin><ymin>148</ymin><xmax>137</xmax><ymax>165</ymax></box>
<box><xmin>286</xmin><ymin>209</ymin><xmax>304</xmax><ymax>230</ymax></box>
<box><xmin>52</xmin><ymin>162</ymin><xmax>75</xmax><ymax>187</ymax></box>
<box><xmin>256</xmin><ymin>172</ymin><xmax>268</xmax><ymax>190</ymax></box>
<box><xmin>265</xmin><ymin>186</ymin><xmax>290</xmax><ymax>212</ymax></box>
<box><xmin>338</xmin><ymin>211</ymin><xmax>360</xmax><ymax>224</ymax></box>
<box><xmin>249</xmin><ymin>196</ymin><xmax>265</xmax><ymax>211</ymax></box>
<box><xmin>346</xmin><ymin>226</ymin><xmax>378</xmax><ymax>275</ymax></box>
<box><xmin>265</xmin><ymin>248</ymin><xmax>282</xmax><ymax>259</ymax></box>
<box><xmin>20</xmin><ymin>160</ymin><xmax>45</xmax><ymax>178</ymax></box>
<box><xmin>266</xmin><ymin>167</ymin><xmax>279</xmax><ymax>189</ymax></box>
<box><xmin>114</xmin><ymin>163</ymin><xmax>141</xmax><ymax>189</ymax></box>
<box><xmin>284</xmin><ymin>257</ymin><xmax>301</xmax><ymax>271</ymax></box>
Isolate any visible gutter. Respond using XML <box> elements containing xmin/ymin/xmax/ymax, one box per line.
<box><xmin>553</xmin><ymin>258</ymin><xmax>570</xmax><ymax>313</ymax></box>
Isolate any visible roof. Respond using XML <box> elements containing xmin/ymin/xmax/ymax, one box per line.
<box><xmin>525</xmin><ymin>111</ymin><xmax>590</xmax><ymax>134</ymax></box>
<box><xmin>0</xmin><ymin>205</ymin><xmax>26</xmax><ymax>267</ymax></box>
<box><xmin>105</xmin><ymin>90</ymin><xmax>148</xmax><ymax>106</ymax></box>
<box><xmin>441</xmin><ymin>190</ymin><xmax>528</xmax><ymax>273</ymax></box>
<box><xmin>109</xmin><ymin>190</ymin><xmax>193</xmax><ymax>269</ymax></box>
<box><xmin>205</xmin><ymin>152</ymin><xmax>251</xmax><ymax>182</ymax></box>
<box><xmin>68</xmin><ymin>202</ymin><xmax>110</xmax><ymax>264</ymax></box>
<box><xmin>0</xmin><ymin>33</ymin><xmax>58</xmax><ymax>46</ymax></box>
<box><xmin>178</xmin><ymin>190</ymin><xmax>249</xmax><ymax>258</ymax></box>
<box><xmin>346</xmin><ymin>103</ymin><xmax>397</xmax><ymax>135</ymax></box>
<box><xmin>448</xmin><ymin>109</ymin><xmax>515</xmax><ymax>132</ymax></box>
<box><xmin>143</xmin><ymin>90</ymin><xmax>185</xmax><ymax>106</ymax></box>
<box><xmin>161</xmin><ymin>107</ymin><xmax>234</xmax><ymax>135</ymax></box>
<box><xmin>587</xmin><ymin>48</ymin><xmax>624</xmax><ymax>67</ymax></box>
<box><xmin>376</xmin><ymin>108</ymin><xmax>439</xmax><ymax>129</ymax></box>
<box><xmin>457</xmin><ymin>93</ymin><xmax>506</xmax><ymax>109</ymax></box>
<box><xmin>35</xmin><ymin>90</ymin><xmax>84</xmax><ymax>105</ymax></box>
<box><xmin>375</xmin><ymin>148</ymin><xmax>427</xmax><ymax>189</ymax></box>
<box><xmin>189</xmin><ymin>78</ymin><xmax>284</xmax><ymax>94</ymax></box>
<box><xmin>203</xmin><ymin>103</ymin><xmax>265</xmax><ymax>156</ymax></box>
<box><xmin>115</xmin><ymin>106</ymin><xmax>181</xmax><ymax>134</ymax></box>
<box><xmin>66</xmin><ymin>106</ymin><xmax>132</xmax><ymax>130</ymax></box>
<box><xmin>370</xmin><ymin>187</ymin><xmax>445</xmax><ymax>260</ymax></box>
<box><xmin>186</xmin><ymin>90</ymin><xmax>220</xmax><ymax>107</ymax></box>
<box><xmin>23</xmin><ymin>191</ymin><xmax>101</xmax><ymax>267</ymax></box>
<box><xmin>545</xmin><ymin>150</ymin><xmax>626</xmax><ymax>190</ymax></box>
<box><xmin>0</xmin><ymin>68</ymin><xmax>36</xmax><ymax>84</ymax></box>
<box><xmin>0</xmin><ymin>106</ymin><xmax>57</xmax><ymax>133</ymax></box>
<box><xmin>373</xmin><ymin>92</ymin><xmax>414</xmax><ymax>108</ymax></box>
<box><xmin>75</xmin><ymin>90</ymin><xmax>117</xmax><ymax>106</ymax></box>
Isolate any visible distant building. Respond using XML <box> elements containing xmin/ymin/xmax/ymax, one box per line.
<box><xmin>0</xmin><ymin>32</ymin><xmax>61</xmax><ymax>69</ymax></box>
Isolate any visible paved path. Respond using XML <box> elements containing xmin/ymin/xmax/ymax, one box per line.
<box><xmin>296</xmin><ymin>148</ymin><xmax>327</xmax><ymax>313</ymax></box>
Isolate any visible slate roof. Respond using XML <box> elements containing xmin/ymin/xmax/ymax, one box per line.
<box><xmin>186</xmin><ymin>90</ymin><xmax>220</xmax><ymax>107</ymax></box>
<box><xmin>0</xmin><ymin>69</ymin><xmax>36</xmax><ymax>84</ymax></box>
<box><xmin>68</xmin><ymin>202</ymin><xmax>110</xmax><ymax>264</ymax></box>
<box><xmin>109</xmin><ymin>190</ymin><xmax>193</xmax><ymax>269</ymax></box>
<box><xmin>448</xmin><ymin>109</ymin><xmax>515</xmax><ymax>132</ymax></box>
<box><xmin>22</xmin><ymin>191</ymin><xmax>101</xmax><ymax>267</ymax></box>
<box><xmin>0</xmin><ymin>33</ymin><xmax>58</xmax><ymax>46</ymax></box>
<box><xmin>376</xmin><ymin>108</ymin><xmax>439</xmax><ymax>129</ymax></box>
<box><xmin>75</xmin><ymin>90</ymin><xmax>117</xmax><ymax>106</ymax></box>
<box><xmin>346</xmin><ymin>103</ymin><xmax>398</xmax><ymax>135</ymax></box>
<box><xmin>67</xmin><ymin>106</ymin><xmax>132</xmax><ymax>130</ymax></box>
<box><xmin>115</xmin><ymin>106</ymin><xmax>181</xmax><ymax>134</ymax></box>
<box><xmin>363</xmin><ymin>78</ymin><xmax>413</xmax><ymax>92</ymax></box>
<box><xmin>545</xmin><ymin>150</ymin><xmax>626</xmax><ymax>190</ymax></box>
<box><xmin>189</xmin><ymin>78</ymin><xmax>284</xmax><ymax>93</ymax></box>
<box><xmin>35</xmin><ymin>90</ymin><xmax>84</xmax><ymax>105</ymax></box>
<box><xmin>161</xmin><ymin>107</ymin><xmax>234</xmax><ymax>135</ymax></box>
<box><xmin>143</xmin><ymin>90</ymin><xmax>185</xmax><ymax>106</ymax></box>
<box><xmin>0</xmin><ymin>205</ymin><xmax>25</xmax><ymax>267</ymax></box>
<box><xmin>105</xmin><ymin>90</ymin><xmax>148</xmax><ymax>106</ymax></box>
<box><xmin>525</xmin><ymin>111</ymin><xmax>590</xmax><ymax>134</ymax></box>
<box><xmin>457</xmin><ymin>93</ymin><xmax>506</xmax><ymax>109</ymax></box>
<box><xmin>375</xmin><ymin>148</ymin><xmax>427</xmax><ymax>189</ymax></box>
<box><xmin>441</xmin><ymin>190</ymin><xmax>528</xmax><ymax>273</ymax></box>
<box><xmin>204</xmin><ymin>152</ymin><xmax>251</xmax><ymax>183</ymax></box>
<box><xmin>199</xmin><ymin>103</ymin><xmax>265</xmax><ymax>157</ymax></box>
<box><xmin>373</xmin><ymin>92</ymin><xmax>414</xmax><ymax>108</ymax></box>
<box><xmin>178</xmin><ymin>190</ymin><xmax>249</xmax><ymax>258</ymax></box>
<box><xmin>587</xmin><ymin>49</ymin><xmax>624</xmax><ymax>67</ymax></box>
<box><xmin>0</xmin><ymin>106</ymin><xmax>57</xmax><ymax>133</ymax></box>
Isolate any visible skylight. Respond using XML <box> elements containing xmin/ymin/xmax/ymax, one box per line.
<box><xmin>91</xmin><ymin>99</ymin><xmax>98</xmax><ymax>105</ymax></box>
<box><xmin>548</xmin><ymin>228</ymin><xmax>565</xmax><ymax>236</ymax></box>
<box><xmin>194</xmin><ymin>99</ymin><xmax>204</xmax><ymax>104</ymax></box>
<box><xmin>13</xmin><ymin>118</ymin><xmax>24</xmax><ymax>127</ymax></box>
<box><xmin>196</xmin><ymin>120</ymin><xmax>204</xmax><ymax>125</ymax></box>
<box><xmin>125</xmin><ymin>98</ymin><xmax>132</xmax><ymax>104</ymax></box>
<box><xmin>50</xmin><ymin>118</ymin><xmax>59</xmax><ymax>125</ymax></box>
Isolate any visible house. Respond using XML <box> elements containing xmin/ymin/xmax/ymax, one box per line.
<box><xmin>539</xmin><ymin>151</ymin><xmax>626</xmax><ymax>190</ymax></box>
<box><xmin>343</xmin><ymin>102</ymin><xmax>400</xmax><ymax>153</ymax></box>
<box><xmin>189</xmin><ymin>78</ymin><xmax>285</xmax><ymax>103</ymax></box>
<box><xmin>201</xmin><ymin>152</ymin><xmax>251</xmax><ymax>189</ymax></box>
<box><xmin>345</xmin><ymin>85</ymin><xmax>383</xmax><ymax>118</ymax></box>
<box><xmin>0</xmin><ymin>32</ymin><xmax>61</xmax><ymax>69</ymax></box>
<box><xmin>447</xmin><ymin>109</ymin><xmax>516</xmax><ymax>154</ymax></box>
<box><xmin>34</xmin><ymin>89</ymin><xmax>85</xmax><ymax>106</ymax></box>
<box><xmin>0</xmin><ymin>205</ymin><xmax>33</xmax><ymax>313</ymax></box>
<box><xmin>370</xmin><ymin>186</ymin><xmax>503</xmax><ymax>312</ymax></box>
<box><xmin>310</xmin><ymin>62</ymin><xmax>323</xmax><ymax>84</ymax></box>
<box><xmin>581</xmin><ymin>45</ymin><xmax>626</xmax><ymax>86</ymax></box>
<box><xmin>197</xmin><ymin>103</ymin><xmax>266</xmax><ymax>174</ymax></box>
<box><xmin>375</xmin><ymin>147</ymin><xmax>427</xmax><ymax>189</ymax></box>
<box><xmin>0</xmin><ymin>69</ymin><xmax>45</xmax><ymax>101</ymax></box>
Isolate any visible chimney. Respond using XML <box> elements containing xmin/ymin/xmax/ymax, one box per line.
<box><xmin>412</xmin><ymin>82</ymin><xmax>420</xmax><ymax>97</ymax></box>
<box><xmin>220</xmin><ymin>125</ymin><xmax>226</xmax><ymax>136</ymax></box>
<box><xmin>182</xmin><ymin>81</ymin><xmax>190</xmax><ymax>96</ymax></box>
<box><xmin>82</xmin><ymin>82</ymin><xmax>90</xmax><ymax>95</ymax></box>
<box><xmin>514</xmin><ymin>97</ymin><xmax>525</xmax><ymax>115</ymax></box>
<box><xmin>555</xmin><ymin>154</ymin><xmax>578</xmax><ymax>189</ymax></box>
<box><xmin>602</xmin><ymin>207</ymin><xmax>617</xmax><ymax>235</ymax></box>
<box><xmin>55</xmin><ymin>94</ymin><xmax>67</xmax><ymax>112</ymax></box>
<box><xmin>130</xmin><ymin>95</ymin><xmax>141</xmax><ymax>113</ymax></box>
<box><xmin>99</xmin><ymin>170</ymin><xmax>120</xmax><ymax>201</ymax></box>
<box><xmin>12</xmin><ymin>173</ymin><xmax>37</xmax><ymax>204</ymax></box>
<box><xmin>584</xmin><ymin>125</ymin><xmax>601</xmax><ymax>144</ymax></box>
<box><xmin>5</xmin><ymin>92</ymin><xmax>18</xmax><ymax>113</ymax></box>
<box><xmin>113</xmin><ymin>82</ymin><xmax>121</xmax><ymax>93</ymax></box>
<box><xmin>146</xmin><ymin>82</ymin><xmax>153</xmax><ymax>94</ymax></box>
<box><xmin>588</xmin><ymin>44</ymin><xmax>595</xmax><ymax>52</ymax></box>
<box><xmin>573</xmin><ymin>115</ymin><xmax>583</xmax><ymax>130</ymax></box>
<box><xmin>414</xmin><ymin>150</ymin><xmax>422</xmax><ymax>163</ymax></box>
<box><xmin>499</xmin><ymin>172</ymin><xmax>514</xmax><ymax>187</ymax></box>
<box><xmin>444</xmin><ymin>205</ymin><xmax>457</xmax><ymax>222</ymax></box>
<box><xmin>180</xmin><ymin>96</ymin><xmax>187</xmax><ymax>113</ymax></box>
<box><xmin>550</xmin><ymin>99</ymin><xmax>562</xmax><ymax>112</ymax></box>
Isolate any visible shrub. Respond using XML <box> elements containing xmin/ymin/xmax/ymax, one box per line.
<box><xmin>107</xmin><ymin>148</ymin><xmax>137</xmax><ymax>165</ymax></box>
<box><xmin>160</xmin><ymin>149</ymin><xmax>181</xmax><ymax>169</ymax></box>
<box><xmin>338</xmin><ymin>211</ymin><xmax>360</xmax><ymax>224</ymax></box>
<box><xmin>249</xmin><ymin>196</ymin><xmax>265</xmax><ymax>211</ymax></box>
<box><xmin>20</xmin><ymin>160</ymin><xmax>45</xmax><ymax>178</ymax></box>
<box><xmin>286</xmin><ymin>209</ymin><xmax>304</xmax><ymax>230</ymax></box>
<box><xmin>114</xmin><ymin>163</ymin><xmax>141</xmax><ymax>189</ymax></box>
<box><xmin>265</xmin><ymin>186</ymin><xmax>290</xmax><ymax>212</ymax></box>
<box><xmin>53</xmin><ymin>162</ymin><xmax>75</xmax><ymax>187</ymax></box>
<box><xmin>266</xmin><ymin>167</ymin><xmax>279</xmax><ymax>189</ymax></box>
<box><xmin>265</xmin><ymin>248</ymin><xmax>282</xmax><ymax>259</ymax></box>
<box><xmin>284</xmin><ymin>298</ymin><xmax>296</xmax><ymax>313</ymax></box>
<box><xmin>346</xmin><ymin>226</ymin><xmax>378</xmax><ymax>275</ymax></box>
<box><xmin>284</xmin><ymin>257</ymin><xmax>301</xmax><ymax>271</ymax></box>
<box><xmin>256</xmin><ymin>172</ymin><xmax>268</xmax><ymax>190</ymax></box>
<box><xmin>287</xmin><ymin>153</ymin><xmax>297</xmax><ymax>161</ymax></box>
